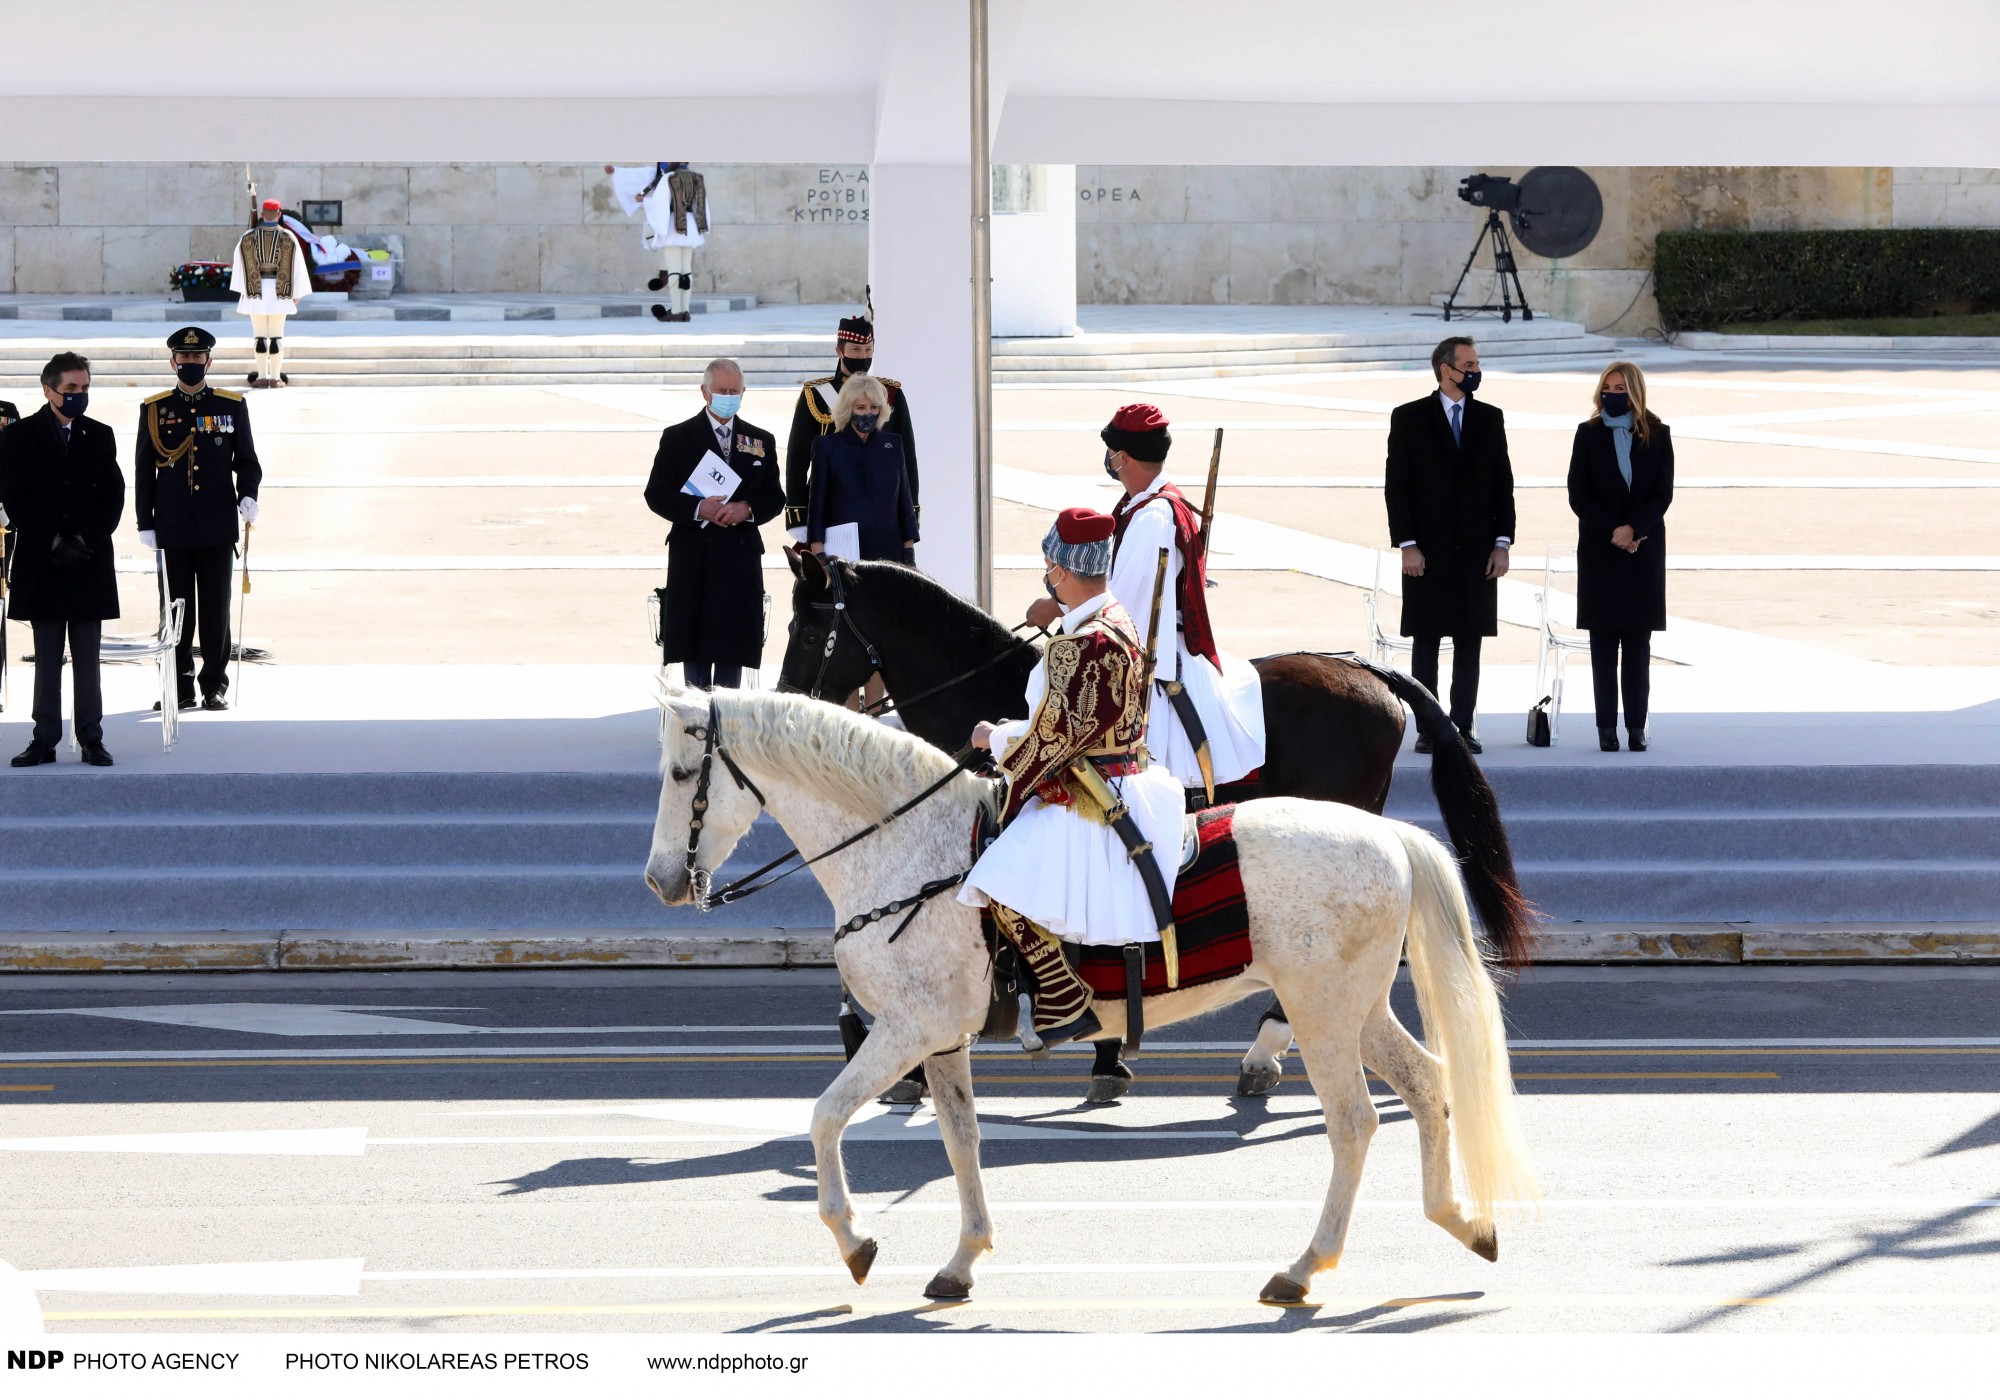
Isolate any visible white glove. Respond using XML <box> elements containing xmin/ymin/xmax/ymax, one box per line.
<box><xmin>0</xmin><ymin>505</ymin><xmax>8</xmax><ymax>528</ymax></box>
<box><xmin>138</xmin><ymin>529</ymin><xmax>157</xmax><ymax>549</ymax></box>
<box><xmin>239</xmin><ymin>497</ymin><xmax>259</xmax><ymax>525</ymax></box>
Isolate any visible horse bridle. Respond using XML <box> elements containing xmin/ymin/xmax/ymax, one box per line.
<box><xmin>793</xmin><ymin>562</ymin><xmax>1045</xmax><ymax>717</ymax></box>
<box><xmin>677</xmin><ymin>696</ymin><xmax>986</xmax><ymax>921</ymax></box>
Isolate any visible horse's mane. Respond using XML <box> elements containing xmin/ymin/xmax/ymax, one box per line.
<box><xmin>689</xmin><ymin>686</ymin><xmax>993</xmax><ymax>822</ymax></box>
<box><xmin>850</xmin><ymin>560</ymin><xmax>1039</xmax><ymax>666</ymax></box>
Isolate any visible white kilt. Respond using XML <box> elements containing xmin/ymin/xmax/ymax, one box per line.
<box><xmin>1149</xmin><ymin>647</ymin><xmax>1266</xmax><ymax>788</ymax></box>
<box><xmin>644</xmin><ymin>210</ymin><xmax>705</xmax><ymax>250</ymax></box>
<box><xmin>958</xmin><ymin>763</ymin><xmax>1184</xmax><ymax>945</ymax></box>
<box><xmin>233</xmin><ymin>277</ymin><xmax>298</xmax><ymax>316</ymax></box>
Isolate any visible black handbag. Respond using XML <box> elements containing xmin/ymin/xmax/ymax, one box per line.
<box><xmin>1526</xmin><ymin>695</ymin><xmax>1554</xmax><ymax>748</ymax></box>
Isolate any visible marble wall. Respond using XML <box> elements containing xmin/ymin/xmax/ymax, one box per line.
<box><xmin>0</xmin><ymin>163</ymin><xmax>1990</xmax><ymax>330</ymax></box>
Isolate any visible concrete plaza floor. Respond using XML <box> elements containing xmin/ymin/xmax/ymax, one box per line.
<box><xmin>3</xmin><ymin>317</ymin><xmax>1999</xmax><ymax>769</ymax></box>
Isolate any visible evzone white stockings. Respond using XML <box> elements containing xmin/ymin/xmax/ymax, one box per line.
<box><xmin>661</xmin><ymin>247</ymin><xmax>694</xmax><ymax>315</ymax></box>
<box><xmin>251</xmin><ymin>314</ymin><xmax>287</xmax><ymax>384</ymax></box>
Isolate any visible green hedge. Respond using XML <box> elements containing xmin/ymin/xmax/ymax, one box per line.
<box><xmin>1653</xmin><ymin>228</ymin><xmax>2000</xmax><ymax>331</ymax></box>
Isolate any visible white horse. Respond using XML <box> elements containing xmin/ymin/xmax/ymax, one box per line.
<box><xmin>645</xmin><ymin>687</ymin><xmax>1539</xmax><ymax>1303</ymax></box>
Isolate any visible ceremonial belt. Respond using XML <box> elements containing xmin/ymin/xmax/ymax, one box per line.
<box><xmin>1066</xmin><ymin>758</ymin><xmax>1179</xmax><ymax>991</ymax></box>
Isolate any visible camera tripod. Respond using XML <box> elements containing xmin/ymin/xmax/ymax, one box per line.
<box><xmin>1443</xmin><ymin>208</ymin><xmax>1534</xmax><ymax>323</ymax></box>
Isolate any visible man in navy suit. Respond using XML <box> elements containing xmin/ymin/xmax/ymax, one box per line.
<box><xmin>1384</xmin><ymin>336</ymin><xmax>1517</xmax><ymax>753</ymax></box>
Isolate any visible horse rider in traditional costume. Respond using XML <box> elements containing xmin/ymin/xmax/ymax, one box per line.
<box><xmin>960</xmin><ymin>507</ymin><xmax>1186</xmax><ymax>1046</ymax></box>
<box><xmin>1030</xmin><ymin>404</ymin><xmax>1266</xmax><ymax>807</ymax></box>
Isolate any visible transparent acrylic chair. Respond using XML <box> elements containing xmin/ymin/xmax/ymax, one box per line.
<box><xmin>1364</xmin><ymin>550</ymin><xmax>1449</xmax><ymax>672</ymax></box>
<box><xmin>78</xmin><ymin>591</ymin><xmax>186</xmax><ymax>754</ymax></box>
<box><xmin>1532</xmin><ymin>545</ymin><xmax>1592</xmax><ymax>744</ymax></box>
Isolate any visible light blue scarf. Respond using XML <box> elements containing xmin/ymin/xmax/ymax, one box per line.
<box><xmin>1601</xmin><ymin>411</ymin><xmax>1634</xmax><ymax>488</ymax></box>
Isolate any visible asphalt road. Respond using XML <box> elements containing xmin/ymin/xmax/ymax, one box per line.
<box><xmin>2</xmin><ymin>966</ymin><xmax>1997</xmax><ymax>1335</ymax></box>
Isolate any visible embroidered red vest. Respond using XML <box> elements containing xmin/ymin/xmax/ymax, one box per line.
<box><xmin>1112</xmin><ymin>480</ymin><xmax>1219</xmax><ymax>669</ymax></box>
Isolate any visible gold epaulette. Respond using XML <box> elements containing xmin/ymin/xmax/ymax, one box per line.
<box><xmin>210</xmin><ymin>388</ymin><xmax>245</xmax><ymax>401</ymax></box>
<box><xmin>879</xmin><ymin>377</ymin><xmax>902</xmax><ymax>390</ymax></box>
<box><xmin>141</xmin><ymin>389</ymin><xmax>173</xmax><ymax>405</ymax></box>
<box><xmin>800</xmin><ymin>378</ymin><xmax>835</xmax><ymax>428</ymax></box>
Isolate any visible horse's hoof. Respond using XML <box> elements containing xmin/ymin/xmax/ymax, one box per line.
<box><xmin>878</xmin><ymin>1076</ymin><xmax>926</xmax><ymax>1106</ymax></box>
<box><xmin>1471</xmin><ymin>1227</ymin><xmax>1499</xmax><ymax>1263</ymax></box>
<box><xmin>844</xmin><ymin>1238</ymin><xmax>879</xmax><ymax>1285</ymax></box>
<box><xmin>1259</xmin><ymin>1274</ymin><xmax>1310</xmax><ymax>1306</ymax></box>
<box><xmin>1236</xmin><ymin>1065</ymin><xmax>1282</xmax><ymax>1097</ymax></box>
<box><xmin>922</xmin><ymin>1272</ymin><xmax>971</xmax><ymax>1301</ymax></box>
<box><xmin>1085</xmin><ymin>1073</ymin><xmax>1130</xmax><ymax>1104</ymax></box>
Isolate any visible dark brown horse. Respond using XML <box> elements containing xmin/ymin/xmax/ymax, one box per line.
<box><xmin>776</xmin><ymin>552</ymin><xmax>1533</xmax><ymax>1097</ymax></box>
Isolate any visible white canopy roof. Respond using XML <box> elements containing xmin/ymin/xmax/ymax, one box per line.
<box><xmin>2</xmin><ymin>0</ymin><xmax>1993</xmax><ymax>165</ymax></box>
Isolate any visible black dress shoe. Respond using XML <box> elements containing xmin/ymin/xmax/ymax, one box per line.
<box><xmin>10</xmin><ymin>741</ymin><xmax>55</xmax><ymax>767</ymax></box>
<box><xmin>78</xmin><ymin>740</ymin><xmax>113</xmax><ymax>767</ymax></box>
<box><xmin>651</xmin><ymin>304</ymin><xmax>671</xmax><ymax>321</ymax></box>
<box><xmin>1412</xmin><ymin>733</ymin><xmax>1433</xmax><ymax>755</ymax></box>
<box><xmin>1598</xmin><ymin>727</ymin><xmax>1620</xmax><ymax>752</ymax></box>
<box><xmin>201</xmin><ymin>693</ymin><xmax>229</xmax><ymax>712</ymax></box>
<box><xmin>1627</xmin><ymin>728</ymin><xmax>1649</xmax><ymax>753</ymax></box>
<box><xmin>1462</xmin><ymin>733</ymin><xmax>1484</xmax><ymax>754</ymax></box>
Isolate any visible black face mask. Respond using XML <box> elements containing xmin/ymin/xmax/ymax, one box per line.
<box><xmin>1043</xmin><ymin>568</ymin><xmax>1062</xmax><ymax>602</ymax></box>
<box><xmin>1600</xmin><ymin>391</ymin><xmax>1631</xmax><ymax>418</ymax></box>
<box><xmin>1103</xmin><ymin>449</ymin><xmax>1121</xmax><ymax>480</ymax></box>
<box><xmin>841</xmin><ymin>356</ymin><xmax>872</xmax><ymax>377</ymax></box>
<box><xmin>851</xmin><ymin>412</ymin><xmax>879</xmax><ymax>434</ymax></box>
<box><xmin>176</xmin><ymin>363</ymin><xmax>206</xmax><ymax>388</ymax></box>
<box><xmin>57</xmin><ymin>390</ymin><xmax>88</xmax><ymax>420</ymax></box>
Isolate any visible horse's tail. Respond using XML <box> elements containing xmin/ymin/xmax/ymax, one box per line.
<box><xmin>1398</xmin><ymin>823</ymin><xmax>1541</xmax><ymax>1228</ymax></box>
<box><xmin>1372</xmin><ymin>666</ymin><xmax>1538</xmax><ymax>967</ymax></box>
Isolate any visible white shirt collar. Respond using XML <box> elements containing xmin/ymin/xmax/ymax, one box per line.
<box><xmin>1057</xmin><ymin>591</ymin><xmax>1113</xmax><ymax>633</ymax></box>
<box><xmin>706</xmin><ymin>409</ymin><xmax>733</xmax><ymax>436</ymax></box>
<box><xmin>1438</xmin><ymin>389</ymin><xmax>1466</xmax><ymax>415</ymax></box>
<box><xmin>1126</xmin><ymin>474</ymin><xmax>1172</xmax><ymax>509</ymax></box>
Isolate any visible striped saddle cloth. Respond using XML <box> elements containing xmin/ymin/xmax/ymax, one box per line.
<box><xmin>1075</xmin><ymin>804</ymin><xmax>1253</xmax><ymax>998</ymax></box>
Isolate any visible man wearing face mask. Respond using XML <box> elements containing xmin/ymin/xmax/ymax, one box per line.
<box><xmin>230</xmin><ymin>198</ymin><xmax>312</xmax><ymax>386</ymax></box>
<box><xmin>135</xmin><ymin>327</ymin><xmax>263</xmax><ymax>712</ymax></box>
<box><xmin>1384</xmin><ymin>336</ymin><xmax>1516</xmax><ymax>753</ymax></box>
<box><xmin>784</xmin><ymin>313</ymin><xmax>918</xmax><ymax>543</ymax></box>
<box><xmin>0</xmin><ymin>353</ymin><xmax>124</xmax><ymax>766</ymax></box>
<box><xmin>645</xmin><ymin>358</ymin><xmax>785</xmax><ymax>690</ymax></box>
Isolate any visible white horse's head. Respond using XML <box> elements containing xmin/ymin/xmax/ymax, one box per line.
<box><xmin>645</xmin><ymin>686</ymin><xmax>767</xmax><ymax>906</ymax></box>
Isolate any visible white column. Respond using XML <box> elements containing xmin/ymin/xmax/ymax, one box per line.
<box><xmin>869</xmin><ymin>163</ymin><xmax>978</xmax><ymax>599</ymax></box>
<box><xmin>992</xmin><ymin>164</ymin><xmax>1077</xmax><ymax>337</ymax></box>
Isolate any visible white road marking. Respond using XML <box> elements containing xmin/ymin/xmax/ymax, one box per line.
<box><xmin>784</xmin><ymin>1197</ymin><xmax>2000</xmax><ymax>1214</ymax></box>
<box><xmin>18</xmin><ymin>1259</ymin><xmax>364</xmax><ymax>1297</ymax></box>
<box><xmin>0</xmin><ymin>1127</ymin><xmax>367</xmax><ymax>1156</ymax></box>
<box><xmin>0</xmin><ymin>1005</ymin><xmax>832</xmax><ymax>1038</ymax></box>
<box><xmin>437</xmin><ymin>1100</ymin><xmax>1233</xmax><ymax>1142</ymax></box>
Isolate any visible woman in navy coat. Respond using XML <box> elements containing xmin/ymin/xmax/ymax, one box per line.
<box><xmin>806</xmin><ymin>374</ymin><xmax>918</xmax><ymax>566</ymax></box>
<box><xmin>1567</xmin><ymin>361</ymin><xmax>1674</xmax><ymax>752</ymax></box>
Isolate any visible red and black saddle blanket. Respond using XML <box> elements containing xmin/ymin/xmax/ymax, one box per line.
<box><xmin>1076</xmin><ymin>804</ymin><xmax>1252</xmax><ymax>998</ymax></box>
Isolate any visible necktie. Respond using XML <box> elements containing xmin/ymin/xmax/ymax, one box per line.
<box><xmin>1450</xmin><ymin>401</ymin><xmax>1463</xmax><ymax>446</ymax></box>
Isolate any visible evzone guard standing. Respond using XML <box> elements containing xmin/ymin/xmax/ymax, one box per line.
<box><xmin>784</xmin><ymin>314</ymin><xmax>918</xmax><ymax>543</ymax></box>
<box><xmin>1029</xmin><ymin>404</ymin><xmax>1266</xmax><ymax>807</ymax></box>
<box><xmin>959</xmin><ymin>507</ymin><xmax>1185</xmax><ymax>1047</ymax></box>
<box><xmin>135</xmin><ymin>327</ymin><xmax>263</xmax><ymax>712</ymax></box>
<box><xmin>608</xmin><ymin>162</ymin><xmax>708</xmax><ymax>323</ymax></box>
<box><xmin>230</xmin><ymin>199</ymin><xmax>312</xmax><ymax>387</ymax></box>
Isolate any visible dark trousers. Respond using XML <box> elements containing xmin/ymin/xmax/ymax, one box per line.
<box><xmin>682</xmin><ymin>658</ymin><xmax>743</xmax><ymax>690</ymax></box>
<box><xmin>1410</xmin><ymin>633</ymin><xmax>1484</xmax><ymax>731</ymax></box>
<box><xmin>164</xmin><ymin>544</ymin><xmax>234</xmax><ymax>701</ymax></box>
<box><xmin>30</xmin><ymin>619</ymin><xmax>102</xmax><ymax>748</ymax></box>
<box><xmin>1590</xmin><ymin>630</ymin><xmax>1651</xmax><ymax>730</ymax></box>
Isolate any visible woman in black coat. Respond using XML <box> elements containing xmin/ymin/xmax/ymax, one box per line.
<box><xmin>806</xmin><ymin>374</ymin><xmax>918</xmax><ymax>566</ymax></box>
<box><xmin>1566</xmin><ymin>360</ymin><xmax>1673</xmax><ymax>753</ymax></box>
<box><xmin>0</xmin><ymin>369</ymin><xmax>126</xmax><ymax>765</ymax></box>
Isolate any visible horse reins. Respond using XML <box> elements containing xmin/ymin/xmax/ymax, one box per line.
<box><xmin>680</xmin><ymin>697</ymin><xmax>988</xmax><ymax>917</ymax></box>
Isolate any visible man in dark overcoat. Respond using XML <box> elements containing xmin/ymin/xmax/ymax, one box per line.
<box><xmin>0</xmin><ymin>352</ymin><xmax>125</xmax><ymax>766</ymax></box>
<box><xmin>134</xmin><ymin>326</ymin><xmax>262</xmax><ymax>711</ymax></box>
<box><xmin>1384</xmin><ymin>335</ymin><xmax>1516</xmax><ymax>751</ymax></box>
<box><xmin>644</xmin><ymin>357</ymin><xmax>785</xmax><ymax>689</ymax></box>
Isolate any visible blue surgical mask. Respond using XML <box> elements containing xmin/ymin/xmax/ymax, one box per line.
<box><xmin>1104</xmin><ymin>449</ymin><xmax>1121</xmax><ymax>480</ymax></box>
<box><xmin>1600</xmin><ymin>391</ymin><xmax>1631</xmax><ymax>418</ymax></box>
<box><xmin>708</xmin><ymin>393</ymin><xmax>742</xmax><ymax>420</ymax></box>
<box><xmin>851</xmin><ymin>412</ymin><xmax>879</xmax><ymax>434</ymax></box>
<box><xmin>57</xmin><ymin>390</ymin><xmax>87</xmax><ymax>420</ymax></box>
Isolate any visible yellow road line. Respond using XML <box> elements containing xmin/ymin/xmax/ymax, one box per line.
<box><xmin>43</xmin><ymin>1292</ymin><xmax>2000</xmax><ymax>1324</ymax></box>
<box><xmin>1515</xmin><ymin>1071</ymin><xmax>1778</xmax><ymax>1081</ymax></box>
<box><xmin>0</xmin><ymin>1084</ymin><xmax>53</xmax><ymax>1091</ymax></box>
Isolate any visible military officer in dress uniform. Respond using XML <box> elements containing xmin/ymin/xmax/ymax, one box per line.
<box><xmin>135</xmin><ymin>327</ymin><xmax>263</xmax><ymax>711</ymax></box>
<box><xmin>959</xmin><ymin>507</ymin><xmax>1185</xmax><ymax>1046</ymax></box>
<box><xmin>783</xmin><ymin>314</ymin><xmax>918</xmax><ymax>542</ymax></box>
